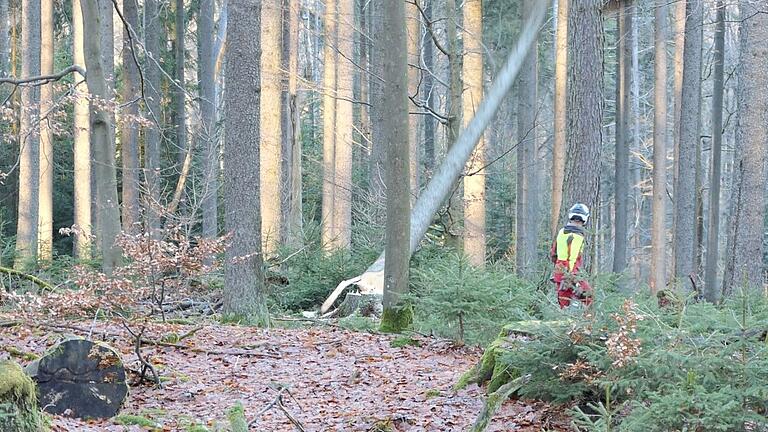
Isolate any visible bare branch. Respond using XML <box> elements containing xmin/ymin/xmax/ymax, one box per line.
<box><xmin>0</xmin><ymin>65</ymin><xmax>86</xmax><ymax>86</ymax></box>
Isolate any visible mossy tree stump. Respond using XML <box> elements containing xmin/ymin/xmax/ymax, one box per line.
<box><xmin>0</xmin><ymin>360</ymin><xmax>45</xmax><ymax>432</ymax></box>
<box><xmin>26</xmin><ymin>338</ymin><xmax>128</xmax><ymax>419</ymax></box>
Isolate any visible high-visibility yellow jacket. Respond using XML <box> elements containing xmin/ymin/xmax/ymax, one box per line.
<box><xmin>550</xmin><ymin>223</ymin><xmax>586</xmax><ymax>282</ymax></box>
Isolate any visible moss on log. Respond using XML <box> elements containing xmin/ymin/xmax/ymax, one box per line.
<box><xmin>0</xmin><ymin>360</ymin><xmax>46</xmax><ymax>432</ymax></box>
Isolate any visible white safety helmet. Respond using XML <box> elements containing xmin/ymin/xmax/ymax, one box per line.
<box><xmin>568</xmin><ymin>203</ymin><xmax>590</xmax><ymax>224</ymax></box>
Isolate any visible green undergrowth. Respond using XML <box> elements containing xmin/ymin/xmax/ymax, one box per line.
<box><xmin>114</xmin><ymin>414</ymin><xmax>159</xmax><ymax>429</ymax></box>
<box><xmin>486</xmin><ymin>291</ymin><xmax>768</xmax><ymax>431</ymax></box>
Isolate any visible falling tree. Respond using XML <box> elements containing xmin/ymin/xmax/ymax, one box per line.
<box><xmin>223</xmin><ymin>0</ymin><xmax>269</xmax><ymax>324</ymax></box>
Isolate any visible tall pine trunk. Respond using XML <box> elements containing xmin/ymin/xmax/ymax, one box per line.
<box><xmin>515</xmin><ymin>0</ymin><xmax>539</xmax><ymax>277</ymax></box>
<box><xmin>650</xmin><ymin>0</ymin><xmax>669</xmax><ymax>294</ymax></box>
<box><xmin>673</xmin><ymin>0</ymin><xmax>702</xmax><ymax>289</ymax></box>
<box><xmin>462</xmin><ymin>0</ymin><xmax>485</xmax><ymax>267</ymax></box>
<box><xmin>223</xmin><ymin>0</ymin><xmax>269</xmax><ymax>323</ymax></box>
<box><xmin>15</xmin><ymin>0</ymin><xmax>40</xmax><ymax>269</ymax></box>
<box><xmin>722</xmin><ymin>0</ymin><xmax>768</xmax><ymax>296</ymax></box>
<box><xmin>38</xmin><ymin>0</ymin><xmax>53</xmax><ymax>262</ymax></box>
<box><xmin>73</xmin><ymin>0</ymin><xmax>91</xmax><ymax>259</ymax></box>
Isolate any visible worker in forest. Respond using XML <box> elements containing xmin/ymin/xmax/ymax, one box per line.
<box><xmin>550</xmin><ymin>203</ymin><xmax>593</xmax><ymax>308</ymax></box>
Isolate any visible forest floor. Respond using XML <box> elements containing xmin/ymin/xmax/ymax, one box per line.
<box><xmin>0</xmin><ymin>317</ymin><xmax>570</xmax><ymax>431</ymax></box>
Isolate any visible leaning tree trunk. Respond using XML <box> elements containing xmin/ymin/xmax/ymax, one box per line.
<box><xmin>14</xmin><ymin>0</ymin><xmax>41</xmax><ymax>270</ymax></box>
<box><xmin>722</xmin><ymin>0</ymin><xmax>768</xmax><ymax>296</ymax></box>
<box><xmin>223</xmin><ymin>0</ymin><xmax>270</xmax><ymax>324</ymax></box>
<box><xmin>320</xmin><ymin>2</ymin><xmax>547</xmax><ymax>314</ymax></box>
<box><xmin>562</xmin><ymin>0</ymin><xmax>603</xmax><ymax>223</ymax></box>
<box><xmin>673</xmin><ymin>0</ymin><xmax>702</xmax><ymax>291</ymax></box>
<box><xmin>81</xmin><ymin>0</ymin><xmax>121</xmax><ymax>273</ymax></box>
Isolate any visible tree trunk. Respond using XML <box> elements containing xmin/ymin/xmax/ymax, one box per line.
<box><xmin>704</xmin><ymin>0</ymin><xmax>725</xmax><ymax>303</ymax></box>
<box><xmin>223</xmin><ymin>0</ymin><xmax>269</xmax><ymax>324</ymax></box>
<box><xmin>260</xmin><ymin>0</ymin><xmax>283</xmax><ymax>256</ymax></box>
<box><xmin>199</xmin><ymin>0</ymin><xmax>217</xmax><ymax>239</ymax></box>
<box><xmin>81</xmin><ymin>0</ymin><xmax>121</xmax><ymax>273</ymax></box>
<box><xmin>462</xmin><ymin>0</ymin><xmax>485</xmax><ymax>267</ymax></box>
<box><xmin>94</xmin><ymin>0</ymin><xmax>114</xmax><ymax>249</ymax></box>
<box><xmin>650</xmin><ymin>0</ymin><xmax>669</xmax><ymax>295</ymax></box>
<box><xmin>144</xmin><ymin>0</ymin><xmax>162</xmax><ymax>234</ymax></box>
<box><xmin>14</xmin><ymin>0</ymin><xmax>40</xmax><ymax>269</ymax></box>
<box><xmin>380</xmin><ymin>0</ymin><xmax>410</xmax><ymax>333</ymax></box>
<box><xmin>167</xmin><ymin>0</ymin><xmax>191</xmax><ymax>219</ymax></box>
<box><xmin>332</xmin><ymin>0</ymin><xmax>354</xmax><ymax>250</ymax></box>
<box><xmin>406</xmin><ymin>0</ymin><xmax>420</xmax><ymax>198</ymax></box>
<box><xmin>612</xmin><ymin>1</ymin><xmax>631</xmax><ymax>275</ymax></box>
<box><xmin>422</xmin><ymin>0</ymin><xmax>435</xmax><ymax>176</ymax></box>
<box><xmin>672</xmin><ymin>0</ymin><xmax>685</xmax><ymax>220</ymax></box>
<box><xmin>673</xmin><ymin>0</ymin><xmax>702</xmax><ymax>290</ymax></box>
<box><xmin>551</xmin><ymin>0</ymin><xmax>568</xmax><ymax>237</ymax></box>
<box><xmin>722</xmin><ymin>0</ymin><xmax>768</xmax><ymax>296</ymax></box>
<box><xmin>321</xmin><ymin>0</ymin><xmax>338</xmax><ymax>251</ymax></box>
<box><xmin>73</xmin><ymin>0</ymin><xmax>92</xmax><ymax>260</ymax></box>
<box><xmin>515</xmin><ymin>0</ymin><xmax>539</xmax><ymax>277</ymax></box>
<box><xmin>368</xmin><ymin>1</ymin><xmax>385</xmax><ymax>210</ymax></box>
<box><xmin>0</xmin><ymin>0</ymin><xmax>8</xmax><ymax>76</ymax></box>
<box><xmin>320</xmin><ymin>2</ymin><xmax>547</xmax><ymax>313</ymax></box>
<box><xmin>121</xmin><ymin>0</ymin><xmax>140</xmax><ymax>234</ymax></box>
<box><xmin>445</xmin><ymin>0</ymin><xmax>462</xmax><ymax>240</ymax></box>
<box><xmin>562</xmin><ymin>0</ymin><xmax>603</xmax><ymax>222</ymax></box>
<box><xmin>38</xmin><ymin>0</ymin><xmax>53</xmax><ymax>262</ymax></box>
<box><xmin>285</xmin><ymin>0</ymin><xmax>303</xmax><ymax>249</ymax></box>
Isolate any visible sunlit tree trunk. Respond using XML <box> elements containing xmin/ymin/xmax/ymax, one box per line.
<box><xmin>260</xmin><ymin>0</ymin><xmax>283</xmax><ymax>255</ymax></box>
<box><xmin>15</xmin><ymin>0</ymin><xmax>40</xmax><ymax>269</ymax></box>
<box><xmin>462</xmin><ymin>0</ymin><xmax>485</xmax><ymax>267</ymax></box>
<box><xmin>321</xmin><ymin>0</ymin><xmax>338</xmax><ymax>250</ymax></box>
<box><xmin>38</xmin><ymin>0</ymin><xmax>53</xmax><ymax>262</ymax></box>
<box><xmin>121</xmin><ymin>0</ymin><xmax>140</xmax><ymax>233</ymax></box>
<box><xmin>406</xmin><ymin>0</ymin><xmax>419</xmax><ymax>198</ymax></box>
<box><xmin>380</xmin><ymin>0</ymin><xmax>410</xmax><ymax>332</ymax></box>
<box><xmin>73</xmin><ymin>0</ymin><xmax>92</xmax><ymax>259</ymax></box>
<box><xmin>223</xmin><ymin>0</ymin><xmax>269</xmax><ymax>323</ymax></box>
<box><xmin>81</xmin><ymin>0</ymin><xmax>121</xmax><ymax>273</ymax></box>
<box><xmin>722</xmin><ymin>0</ymin><xmax>768</xmax><ymax>296</ymax></box>
<box><xmin>199</xmin><ymin>0</ymin><xmax>217</xmax><ymax>239</ymax></box>
<box><xmin>613</xmin><ymin>0</ymin><xmax>631</xmax><ymax>275</ymax></box>
<box><xmin>673</xmin><ymin>0</ymin><xmax>702</xmax><ymax>289</ymax></box>
<box><xmin>672</xmin><ymin>0</ymin><xmax>685</xmax><ymax>208</ymax></box>
<box><xmin>551</xmin><ymin>0</ymin><xmax>568</xmax><ymax>236</ymax></box>
<box><xmin>704</xmin><ymin>0</ymin><xmax>725</xmax><ymax>303</ymax></box>
<box><xmin>333</xmin><ymin>0</ymin><xmax>354</xmax><ymax>250</ymax></box>
<box><xmin>144</xmin><ymin>0</ymin><xmax>162</xmax><ymax>234</ymax></box>
<box><xmin>285</xmin><ymin>0</ymin><xmax>303</xmax><ymax>248</ymax></box>
<box><xmin>650</xmin><ymin>0</ymin><xmax>668</xmax><ymax>294</ymax></box>
<box><xmin>515</xmin><ymin>0</ymin><xmax>539</xmax><ymax>277</ymax></box>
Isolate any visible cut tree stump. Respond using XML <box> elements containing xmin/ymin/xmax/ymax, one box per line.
<box><xmin>0</xmin><ymin>360</ymin><xmax>46</xmax><ymax>432</ymax></box>
<box><xmin>26</xmin><ymin>338</ymin><xmax>128</xmax><ymax>419</ymax></box>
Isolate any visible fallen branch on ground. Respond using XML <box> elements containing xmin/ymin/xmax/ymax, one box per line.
<box><xmin>0</xmin><ymin>267</ymin><xmax>55</xmax><ymax>292</ymax></box>
<box><xmin>249</xmin><ymin>385</ymin><xmax>306</xmax><ymax>431</ymax></box>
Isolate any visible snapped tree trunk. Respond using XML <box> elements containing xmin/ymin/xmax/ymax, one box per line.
<box><xmin>320</xmin><ymin>2</ymin><xmax>547</xmax><ymax>314</ymax></box>
<box><xmin>223</xmin><ymin>0</ymin><xmax>269</xmax><ymax>323</ymax></box>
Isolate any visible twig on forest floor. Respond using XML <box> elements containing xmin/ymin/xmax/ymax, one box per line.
<box><xmin>122</xmin><ymin>322</ymin><xmax>163</xmax><ymax>388</ymax></box>
<box><xmin>249</xmin><ymin>385</ymin><xmax>306</xmax><ymax>432</ymax></box>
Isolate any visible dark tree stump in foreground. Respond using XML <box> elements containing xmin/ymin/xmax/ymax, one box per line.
<box><xmin>26</xmin><ymin>338</ymin><xmax>128</xmax><ymax>419</ymax></box>
<box><xmin>0</xmin><ymin>360</ymin><xmax>45</xmax><ymax>431</ymax></box>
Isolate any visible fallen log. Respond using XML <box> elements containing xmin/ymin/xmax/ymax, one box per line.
<box><xmin>0</xmin><ymin>360</ymin><xmax>46</xmax><ymax>432</ymax></box>
<box><xmin>25</xmin><ymin>338</ymin><xmax>128</xmax><ymax>419</ymax></box>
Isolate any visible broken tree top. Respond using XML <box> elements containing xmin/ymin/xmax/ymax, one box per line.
<box><xmin>27</xmin><ymin>338</ymin><xmax>128</xmax><ymax>419</ymax></box>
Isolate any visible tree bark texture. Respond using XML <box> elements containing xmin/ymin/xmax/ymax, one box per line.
<box><xmin>121</xmin><ymin>0</ymin><xmax>141</xmax><ymax>234</ymax></box>
<box><xmin>515</xmin><ymin>0</ymin><xmax>539</xmax><ymax>277</ymax></box>
<box><xmin>462</xmin><ymin>0</ymin><xmax>485</xmax><ymax>267</ymax></box>
<box><xmin>38</xmin><ymin>0</ymin><xmax>53</xmax><ymax>262</ymax></box>
<box><xmin>73</xmin><ymin>0</ymin><xmax>92</xmax><ymax>260</ymax></box>
<box><xmin>551</xmin><ymin>0</ymin><xmax>568</xmax><ymax>237</ymax></box>
<box><xmin>722</xmin><ymin>0</ymin><xmax>768</xmax><ymax>296</ymax></box>
<box><xmin>381</xmin><ymin>0</ymin><xmax>410</xmax><ymax>318</ymax></box>
<box><xmin>285</xmin><ymin>0</ymin><xmax>303</xmax><ymax>248</ymax></box>
<box><xmin>321</xmin><ymin>0</ymin><xmax>338</xmax><ymax>250</ymax></box>
<box><xmin>223</xmin><ymin>0</ymin><xmax>269</xmax><ymax>323</ymax></box>
<box><xmin>143</xmin><ymin>0</ymin><xmax>162</xmax><ymax>234</ymax></box>
<box><xmin>199</xmin><ymin>0</ymin><xmax>218</xmax><ymax>239</ymax></box>
<box><xmin>612</xmin><ymin>1</ymin><xmax>631</xmax><ymax>274</ymax></box>
<box><xmin>333</xmin><ymin>0</ymin><xmax>354</xmax><ymax>250</ymax></box>
<box><xmin>81</xmin><ymin>0</ymin><xmax>122</xmax><ymax>273</ymax></box>
<box><xmin>673</xmin><ymin>0</ymin><xmax>702</xmax><ymax>289</ymax></box>
<box><xmin>704</xmin><ymin>0</ymin><xmax>725</xmax><ymax>302</ymax></box>
<box><xmin>650</xmin><ymin>0</ymin><xmax>668</xmax><ymax>295</ymax></box>
<box><xmin>562</xmin><ymin>0</ymin><xmax>603</xmax><ymax>225</ymax></box>
<box><xmin>15</xmin><ymin>0</ymin><xmax>40</xmax><ymax>269</ymax></box>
